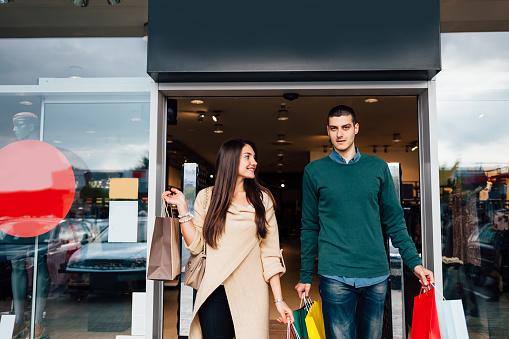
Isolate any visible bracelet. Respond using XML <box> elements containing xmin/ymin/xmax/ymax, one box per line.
<box><xmin>178</xmin><ymin>212</ymin><xmax>191</xmax><ymax>218</ymax></box>
<box><xmin>274</xmin><ymin>298</ymin><xmax>284</xmax><ymax>304</ymax></box>
<box><xmin>179</xmin><ymin>214</ymin><xmax>194</xmax><ymax>223</ymax></box>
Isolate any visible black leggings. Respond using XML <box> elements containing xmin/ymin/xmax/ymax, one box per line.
<box><xmin>198</xmin><ymin>285</ymin><xmax>235</xmax><ymax>339</ymax></box>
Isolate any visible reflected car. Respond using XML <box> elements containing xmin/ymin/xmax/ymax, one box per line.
<box><xmin>65</xmin><ymin>217</ymin><xmax>147</xmax><ymax>294</ymax></box>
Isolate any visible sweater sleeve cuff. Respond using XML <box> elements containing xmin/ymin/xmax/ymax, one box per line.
<box><xmin>405</xmin><ymin>256</ymin><xmax>423</xmax><ymax>271</ymax></box>
<box><xmin>299</xmin><ymin>271</ymin><xmax>313</xmax><ymax>284</ymax></box>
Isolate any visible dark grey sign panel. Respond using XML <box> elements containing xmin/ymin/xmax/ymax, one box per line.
<box><xmin>148</xmin><ymin>0</ymin><xmax>440</xmax><ymax>82</ymax></box>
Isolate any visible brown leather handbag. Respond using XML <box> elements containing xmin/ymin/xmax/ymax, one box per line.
<box><xmin>184</xmin><ymin>187</ymin><xmax>209</xmax><ymax>289</ymax></box>
<box><xmin>147</xmin><ymin>201</ymin><xmax>181</xmax><ymax>281</ymax></box>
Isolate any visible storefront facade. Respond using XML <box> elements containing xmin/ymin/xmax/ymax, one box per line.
<box><xmin>0</xmin><ymin>1</ymin><xmax>508</xmax><ymax>338</ymax></box>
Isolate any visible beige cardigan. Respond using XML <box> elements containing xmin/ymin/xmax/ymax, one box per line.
<box><xmin>185</xmin><ymin>187</ymin><xmax>286</xmax><ymax>339</ymax></box>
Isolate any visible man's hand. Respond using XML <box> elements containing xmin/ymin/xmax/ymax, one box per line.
<box><xmin>295</xmin><ymin>283</ymin><xmax>311</xmax><ymax>298</ymax></box>
<box><xmin>413</xmin><ymin>265</ymin><xmax>434</xmax><ymax>286</ymax></box>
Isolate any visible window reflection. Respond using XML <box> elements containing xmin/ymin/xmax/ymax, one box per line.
<box><xmin>438</xmin><ymin>32</ymin><xmax>509</xmax><ymax>338</ymax></box>
<box><xmin>0</xmin><ymin>95</ymin><xmax>150</xmax><ymax>338</ymax></box>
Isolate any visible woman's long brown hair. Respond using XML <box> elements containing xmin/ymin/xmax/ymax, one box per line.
<box><xmin>203</xmin><ymin>139</ymin><xmax>273</xmax><ymax>248</ymax></box>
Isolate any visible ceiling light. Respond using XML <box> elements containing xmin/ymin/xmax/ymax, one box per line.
<box><xmin>364</xmin><ymin>98</ymin><xmax>379</xmax><ymax>104</ymax></box>
<box><xmin>53</xmin><ymin>140</ymin><xmax>62</xmax><ymax>144</ymax></box>
<box><xmin>411</xmin><ymin>145</ymin><xmax>418</xmax><ymax>152</ymax></box>
<box><xmin>209</xmin><ymin>174</ymin><xmax>214</xmax><ymax>179</ymax></box>
<box><xmin>272</xmin><ymin>134</ymin><xmax>292</xmax><ymax>145</ymax></box>
<box><xmin>212</xmin><ymin>110</ymin><xmax>221</xmax><ymax>123</ymax></box>
<box><xmin>392</xmin><ymin>133</ymin><xmax>401</xmax><ymax>143</ymax></box>
<box><xmin>0</xmin><ymin>0</ymin><xmax>11</xmax><ymax>5</ymax></box>
<box><xmin>191</xmin><ymin>99</ymin><xmax>204</xmax><ymax>105</ymax></box>
<box><xmin>19</xmin><ymin>101</ymin><xmax>33</xmax><ymax>106</ymax></box>
<box><xmin>107</xmin><ymin>0</ymin><xmax>121</xmax><ymax>5</ymax></box>
<box><xmin>280</xmin><ymin>183</ymin><xmax>285</xmax><ymax>188</ymax></box>
<box><xmin>213</xmin><ymin>123</ymin><xmax>224</xmax><ymax>134</ymax></box>
<box><xmin>478</xmin><ymin>113</ymin><xmax>485</xmax><ymax>119</ymax></box>
<box><xmin>71</xmin><ymin>0</ymin><xmax>88</xmax><ymax>6</ymax></box>
<box><xmin>277</xmin><ymin>150</ymin><xmax>284</xmax><ymax>157</ymax></box>
<box><xmin>130</xmin><ymin>117</ymin><xmax>142</xmax><ymax>122</ymax></box>
<box><xmin>277</xmin><ymin>162</ymin><xmax>284</xmax><ymax>167</ymax></box>
<box><xmin>277</xmin><ymin>103</ymin><xmax>289</xmax><ymax>121</ymax></box>
<box><xmin>196</xmin><ymin>110</ymin><xmax>206</xmax><ymax>122</ymax></box>
<box><xmin>167</xmin><ymin>134</ymin><xmax>174</xmax><ymax>143</ymax></box>
<box><xmin>85</xmin><ymin>130</ymin><xmax>96</xmax><ymax>134</ymax></box>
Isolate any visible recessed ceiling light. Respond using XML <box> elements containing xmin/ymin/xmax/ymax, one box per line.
<box><xmin>392</xmin><ymin>133</ymin><xmax>401</xmax><ymax>143</ymax></box>
<box><xmin>280</xmin><ymin>183</ymin><xmax>285</xmax><ymax>188</ymax></box>
<box><xmin>85</xmin><ymin>130</ymin><xmax>96</xmax><ymax>134</ymax></box>
<box><xmin>277</xmin><ymin>150</ymin><xmax>284</xmax><ymax>157</ymax></box>
<box><xmin>213</xmin><ymin>123</ymin><xmax>224</xmax><ymax>134</ymax></box>
<box><xmin>69</xmin><ymin>76</ymin><xmax>81</xmax><ymax>79</ymax></box>
<box><xmin>277</xmin><ymin>104</ymin><xmax>289</xmax><ymax>121</ymax></box>
<box><xmin>53</xmin><ymin>140</ymin><xmax>62</xmax><ymax>144</ymax></box>
<box><xmin>478</xmin><ymin>113</ymin><xmax>485</xmax><ymax>119</ymax></box>
<box><xmin>19</xmin><ymin>101</ymin><xmax>32</xmax><ymax>106</ymax></box>
<box><xmin>191</xmin><ymin>99</ymin><xmax>204</xmax><ymax>105</ymax></box>
<box><xmin>209</xmin><ymin>174</ymin><xmax>214</xmax><ymax>179</ymax></box>
<box><xmin>130</xmin><ymin>117</ymin><xmax>142</xmax><ymax>122</ymax></box>
<box><xmin>272</xmin><ymin>134</ymin><xmax>292</xmax><ymax>145</ymax></box>
<box><xmin>364</xmin><ymin>98</ymin><xmax>379</xmax><ymax>104</ymax></box>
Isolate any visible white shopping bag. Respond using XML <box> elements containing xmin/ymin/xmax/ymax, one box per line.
<box><xmin>433</xmin><ymin>284</ymin><xmax>469</xmax><ymax>339</ymax></box>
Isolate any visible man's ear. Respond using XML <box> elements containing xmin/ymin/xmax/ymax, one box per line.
<box><xmin>354</xmin><ymin>123</ymin><xmax>360</xmax><ymax>135</ymax></box>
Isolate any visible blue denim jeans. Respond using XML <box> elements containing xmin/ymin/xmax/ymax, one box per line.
<box><xmin>319</xmin><ymin>275</ymin><xmax>388</xmax><ymax>339</ymax></box>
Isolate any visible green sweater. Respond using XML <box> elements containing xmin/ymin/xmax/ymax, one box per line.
<box><xmin>300</xmin><ymin>155</ymin><xmax>421</xmax><ymax>284</ymax></box>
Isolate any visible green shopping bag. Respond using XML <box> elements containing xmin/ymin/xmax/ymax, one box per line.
<box><xmin>292</xmin><ymin>296</ymin><xmax>311</xmax><ymax>339</ymax></box>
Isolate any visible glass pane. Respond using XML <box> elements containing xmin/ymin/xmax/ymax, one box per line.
<box><xmin>0</xmin><ymin>38</ymin><xmax>148</xmax><ymax>85</ymax></box>
<box><xmin>38</xmin><ymin>99</ymin><xmax>150</xmax><ymax>338</ymax></box>
<box><xmin>438</xmin><ymin>32</ymin><xmax>509</xmax><ymax>338</ymax></box>
<box><xmin>0</xmin><ymin>95</ymin><xmax>43</xmax><ymax>339</ymax></box>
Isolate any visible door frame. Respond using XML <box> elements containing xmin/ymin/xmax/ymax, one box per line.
<box><xmin>154</xmin><ymin>80</ymin><xmax>443</xmax><ymax>338</ymax></box>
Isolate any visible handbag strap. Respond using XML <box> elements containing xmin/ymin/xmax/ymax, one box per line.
<box><xmin>201</xmin><ymin>187</ymin><xmax>211</xmax><ymax>255</ymax></box>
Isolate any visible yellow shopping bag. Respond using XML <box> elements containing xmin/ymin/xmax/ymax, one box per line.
<box><xmin>304</xmin><ymin>300</ymin><xmax>326</xmax><ymax>339</ymax></box>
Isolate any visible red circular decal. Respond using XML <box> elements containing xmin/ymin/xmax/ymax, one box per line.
<box><xmin>0</xmin><ymin>140</ymin><xmax>75</xmax><ymax>237</ymax></box>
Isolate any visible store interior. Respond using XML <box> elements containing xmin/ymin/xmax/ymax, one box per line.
<box><xmin>162</xmin><ymin>94</ymin><xmax>423</xmax><ymax>338</ymax></box>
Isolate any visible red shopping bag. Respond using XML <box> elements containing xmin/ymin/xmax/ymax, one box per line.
<box><xmin>410</xmin><ymin>286</ymin><xmax>441</xmax><ymax>339</ymax></box>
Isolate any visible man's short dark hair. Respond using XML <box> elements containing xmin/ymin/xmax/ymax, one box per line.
<box><xmin>327</xmin><ymin>105</ymin><xmax>358</xmax><ymax>125</ymax></box>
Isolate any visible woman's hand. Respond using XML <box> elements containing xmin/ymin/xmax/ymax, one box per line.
<box><xmin>275</xmin><ymin>300</ymin><xmax>294</xmax><ymax>324</ymax></box>
<box><xmin>161</xmin><ymin>187</ymin><xmax>188</xmax><ymax>215</ymax></box>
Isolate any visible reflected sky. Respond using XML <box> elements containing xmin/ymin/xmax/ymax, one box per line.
<box><xmin>0</xmin><ymin>38</ymin><xmax>148</xmax><ymax>85</ymax></box>
<box><xmin>0</xmin><ymin>97</ymin><xmax>150</xmax><ymax>172</ymax></box>
<box><xmin>437</xmin><ymin>32</ymin><xmax>509</xmax><ymax>169</ymax></box>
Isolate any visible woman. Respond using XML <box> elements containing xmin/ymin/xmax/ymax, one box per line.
<box><xmin>162</xmin><ymin>139</ymin><xmax>294</xmax><ymax>339</ymax></box>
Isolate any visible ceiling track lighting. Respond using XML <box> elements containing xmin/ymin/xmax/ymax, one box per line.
<box><xmin>212</xmin><ymin>110</ymin><xmax>222</xmax><ymax>123</ymax></box>
<box><xmin>383</xmin><ymin>145</ymin><xmax>389</xmax><ymax>153</ymax></box>
<box><xmin>71</xmin><ymin>0</ymin><xmax>89</xmax><ymax>6</ymax></box>
<box><xmin>277</xmin><ymin>103</ymin><xmax>289</xmax><ymax>121</ymax></box>
<box><xmin>196</xmin><ymin>110</ymin><xmax>206</xmax><ymax>122</ymax></box>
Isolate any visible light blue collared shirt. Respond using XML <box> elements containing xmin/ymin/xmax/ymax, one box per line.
<box><xmin>324</xmin><ymin>148</ymin><xmax>389</xmax><ymax>288</ymax></box>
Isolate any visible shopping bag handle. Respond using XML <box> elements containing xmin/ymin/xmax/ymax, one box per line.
<box><xmin>287</xmin><ymin>321</ymin><xmax>301</xmax><ymax>339</ymax></box>
<box><xmin>430</xmin><ymin>283</ymin><xmax>446</xmax><ymax>301</ymax></box>
<box><xmin>299</xmin><ymin>294</ymin><xmax>312</xmax><ymax>311</ymax></box>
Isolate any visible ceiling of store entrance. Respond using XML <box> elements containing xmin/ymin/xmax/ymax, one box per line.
<box><xmin>0</xmin><ymin>0</ymin><xmax>507</xmax><ymax>37</ymax></box>
<box><xmin>168</xmin><ymin>96</ymin><xmax>418</xmax><ymax>173</ymax></box>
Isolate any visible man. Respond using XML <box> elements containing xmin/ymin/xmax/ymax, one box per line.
<box><xmin>295</xmin><ymin>105</ymin><xmax>434</xmax><ymax>339</ymax></box>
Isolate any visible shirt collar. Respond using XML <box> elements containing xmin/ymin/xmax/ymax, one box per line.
<box><xmin>329</xmin><ymin>147</ymin><xmax>362</xmax><ymax>165</ymax></box>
